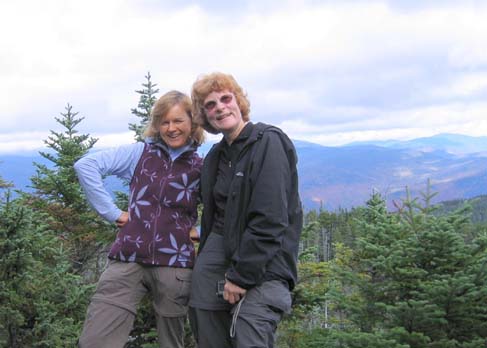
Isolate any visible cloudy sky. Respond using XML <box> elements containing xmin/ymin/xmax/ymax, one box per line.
<box><xmin>1</xmin><ymin>0</ymin><xmax>486</xmax><ymax>154</ymax></box>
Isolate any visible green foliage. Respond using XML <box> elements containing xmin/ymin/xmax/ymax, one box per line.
<box><xmin>0</xmin><ymin>172</ymin><xmax>12</xmax><ymax>189</ymax></box>
<box><xmin>129</xmin><ymin>71</ymin><xmax>159</xmax><ymax>142</ymax></box>
<box><xmin>126</xmin><ymin>297</ymin><xmax>157</xmax><ymax>348</ymax></box>
<box><xmin>127</xmin><ymin>311</ymin><xmax>195</xmax><ymax>348</ymax></box>
<box><xmin>278</xmin><ymin>261</ymin><xmax>333</xmax><ymax>347</ymax></box>
<box><xmin>30</xmin><ymin>104</ymin><xmax>96</xmax><ymax>210</ymax></box>
<box><xmin>279</xmin><ymin>185</ymin><xmax>487</xmax><ymax>347</ymax></box>
<box><xmin>27</xmin><ymin>104</ymin><xmax>115</xmax><ymax>274</ymax></box>
<box><xmin>300</xmin><ymin>206</ymin><xmax>360</xmax><ymax>263</ymax></box>
<box><xmin>435</xmin><ymin>194</ymin><xmax>487</xmax><ymax>224</ymax></box>
<box><xmin>115</xmin><ymin>189</ymin><xmax>130</xmax><ymax>211</ymax></box>
<box><xmin>0</xmin><ymin>191</ymin><xmax>92</xmax><ymax>347</ymax></box>
<box><xmin>296</xmin><ymin>328</ymin><xmax>409</xmax><ymax>348</ymax></box>
<box><xmin>325</xmin><ymin>188</ymin><xmax>487</xmax><ymax>347</ymax></box>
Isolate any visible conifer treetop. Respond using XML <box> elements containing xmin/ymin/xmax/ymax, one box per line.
<box><xmin>129</xmin><ymin>72</ymin><xmax>160</xmax><ymax>142</ymax></box>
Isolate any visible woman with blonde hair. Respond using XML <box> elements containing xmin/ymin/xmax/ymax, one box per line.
<box><xmin>75</xmin><ymin>90</ymin><xmax>204</xmax><ymax>348</ymax></box>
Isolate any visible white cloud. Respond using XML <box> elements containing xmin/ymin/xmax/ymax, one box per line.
<box><xmin>279</xmin><ymin>101</ymin><xmax>487</xmax><ymax>145</ymax></box>
<box><xmin>0</xmin><ymin>132</ymin><xmax>49</xmax><ymax>154</ymax></box>
<box><xmin>429</xmin><ymin>72</ymin><xmax>487</xmax><ymax>98</ymax></box>
<box><xmin>91</xmin><ymin>132</ymin><xmax>135</xmax><ymax>150</ymax></box>
<box><xmin>1</xmin><ymin>0</ymin><xmax>487</xmax><ymax>151</ymax></box>
<box><xmin>0</xmin><ymin>130</ymin><xmax>134</xmax><ymax>155</ymax></box>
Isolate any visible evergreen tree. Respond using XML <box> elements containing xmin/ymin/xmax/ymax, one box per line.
<box><xmin>116</xmin><ymin>72</ymin><xmax>160</xmax><ymax>209</ymax></box>
<box><xmin>324</xmin><ymin>189</ymin><xmax>487</xmax><ymax>348</ymax></box>
<box><xmin>298</xmin><ymin>206</ymin><xmax>363</xmax><ymax>264</ymax></box>
<box><xmin>0</xmin><ymin>172</ymin><xmax>12</xmax><ymax>188</ymax></box>
<box><xmin>128</xmin><ymin>72</ymin><xmax>159</xmax><ymax>142</ymax></box>
<box><xmin>0</xmin><ymin>191</ymin><xmax>92</xmax><ymax>347</ymax></box>
<box><xmin>27</xmin><ymin>104</ymin><xmax>115</xmax><ymax>275</ymax></box>
<box><xmin>278</xmin><ymin>260</ymin><xmax>333</xmax><ymax>348</ymax></box>
<box><xmin>435</xmin><ymin>194</ymin><xmax>487</xmax><ymax>224</ymax></box>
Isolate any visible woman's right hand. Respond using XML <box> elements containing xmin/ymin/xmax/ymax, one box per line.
<box><xmin>189</xmin><ymin>226</ymin><xmax>200</xmax><ymax>242</ymax></box>
<box><xmin>116</xmin><ymin>211</ymin><xmax>129</xmax><ymax>228</ymax></box>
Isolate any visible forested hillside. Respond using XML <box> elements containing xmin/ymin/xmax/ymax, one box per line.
<box><xmin>435</xmin><ymin>195</ymin><xmax>487</xmax><ymax>223</ymax></box>
<box><xmin>1</xmin><ymin>74</ymin><xmax>487</xmax><ymax>347</ymax></box>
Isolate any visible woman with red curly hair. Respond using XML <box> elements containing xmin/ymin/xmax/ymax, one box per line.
<box><xmin>188</xmin><ymin>72</ymin><xmax>303</xmax><ymax>348</ymax></box>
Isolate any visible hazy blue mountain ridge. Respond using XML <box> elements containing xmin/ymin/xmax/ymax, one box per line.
<box><xmin>296</xmin><ymin>144</ymin><xmax>487</xmax><ymax>210</ymax></box>
<box><xmin>347</xmin><ymin>133</ymin><xmax>487</xmax><ymax>155</ymax></box>
<box><xmin>1</xmin><ymin>133</ymin><xmax>487</xmax><ymax>210</ymax></box>
<box><xmin>0</xmin><ymin>155</ymin><xmax>51</xmax><ymax>191</ymax></box>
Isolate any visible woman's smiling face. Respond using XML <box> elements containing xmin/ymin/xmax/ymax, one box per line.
<box><xmin>203</xmin><ymin>90</ymin><xmax>244</xmax><ymax>138</ymax></box>
<box><xmin>158</xmin><ymin>104</ymin><xmax>192</xmax><ymax>149</ymax></box>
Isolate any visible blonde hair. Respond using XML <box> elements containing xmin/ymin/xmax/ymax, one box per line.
<box><xmin>143</xmin><ymin>90</ymin><xmax>205</xmax><ymax>145</ymax></box>
<box><xmin>191</xmin><ymin>72</ymin><xmax>250</xmax><ymax>134</ymax></box>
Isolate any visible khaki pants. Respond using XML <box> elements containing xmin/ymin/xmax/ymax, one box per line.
<box><xmin>79</xmin><ymin>260</ymin><xmax>192</xmax><ymax>348</ymax></box>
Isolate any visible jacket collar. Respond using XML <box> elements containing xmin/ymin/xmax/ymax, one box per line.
<box><xmin>146</xmin><ymin>137</ymin><xmax>197</xmax><ymax>156</ymax></box>
<box><xmin>211</xmin><ymin>121</ymin><xmax>271</xmax><ymax>152</ymax></box>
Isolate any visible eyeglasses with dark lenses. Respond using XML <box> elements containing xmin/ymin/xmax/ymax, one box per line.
<box><xmin>203</xmin><ymin>94</ymin><xmax>233</xmax><ymax>112</ymax></box>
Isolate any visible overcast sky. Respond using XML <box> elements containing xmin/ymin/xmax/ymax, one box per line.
<box><xmin>1</xmin><ymin>0</ymin><xmax>486</xmax><ymax>154</ymax></box>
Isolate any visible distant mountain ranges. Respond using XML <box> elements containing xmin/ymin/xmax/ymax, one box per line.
<box><xmin>1</xmin><ymin>133</ymin><xmax>487</xmax><ymax>211</ymax></box>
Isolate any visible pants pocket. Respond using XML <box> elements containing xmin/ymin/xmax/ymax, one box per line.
<box><xmin>260</xmin><ymin>280</ymin><xmax>292</xmax><ymax>314</ymax></box>
<box><xmin>174</xmin><ymin>268</ymin><xmax>192</xmax><ymax>306</ymax></box>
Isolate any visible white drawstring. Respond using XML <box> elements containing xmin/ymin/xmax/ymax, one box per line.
<box><xmin>230</xmin><ymin>294</ymin><xmax>246</xmax><ymax>338</ymax></box>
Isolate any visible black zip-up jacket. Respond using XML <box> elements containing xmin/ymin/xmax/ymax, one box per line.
<box><xmin>199</xmin><ymin>122</ymin><xmax>303</xmax><ymax>290</ymax></box>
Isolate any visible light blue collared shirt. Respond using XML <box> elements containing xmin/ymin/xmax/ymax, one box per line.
<box><xmin>74</xmin><ymin>139</ymin><xmax>192</xmax><ymax>222</ymax></box>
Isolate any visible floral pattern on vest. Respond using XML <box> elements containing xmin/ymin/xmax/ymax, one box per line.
<box><xmin>108</xmin><ymin>143</ymin><xmax>202</xmax><ymax>267</ymax></box>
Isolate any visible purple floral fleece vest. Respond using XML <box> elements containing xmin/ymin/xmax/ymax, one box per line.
<box><xmin>108</xmin><ymin>143</ymin><xmax>202</xmax><ymax>268</ymax></box>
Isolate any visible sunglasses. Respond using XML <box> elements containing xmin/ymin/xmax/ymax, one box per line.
<box><xmin>203</xmin><ymin>94</ymin><xmax>233</xmax><ymax>112</ymax></box>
